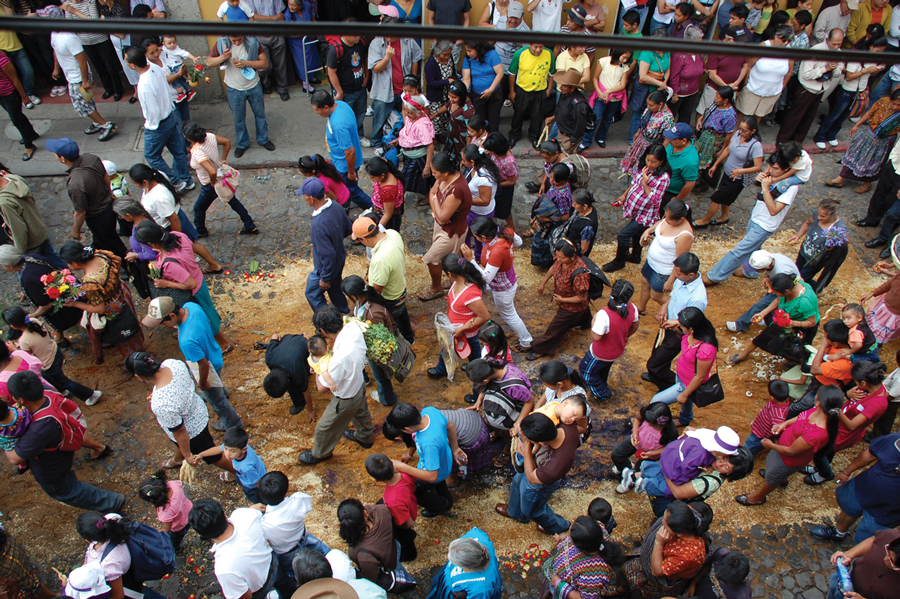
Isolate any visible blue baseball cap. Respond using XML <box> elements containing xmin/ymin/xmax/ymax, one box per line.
<box><xmin>45</xmin><ymin>137</ymin><xmax>80</xmax><ymax>161</ymax></box>
<box><xmin>297</xmin><ymin>177</ymin><xmax>325</xmax><ymax>198</ymax></box>
<box><xmin>663</xmin><ymin>123</ymin><xmax>694</xmax><ymax>140</ymax></box>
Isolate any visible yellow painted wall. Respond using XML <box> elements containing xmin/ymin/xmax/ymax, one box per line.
<box><xmin>197</xmin><ymin>0</ymin><xmax>227</xmax><ymax>53</ymax></box>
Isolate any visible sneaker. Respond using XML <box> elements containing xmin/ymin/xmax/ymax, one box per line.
<box><xmin>370</xmin><ymin>390</ymin><xmax>381</xmax><ymax>403</ymax></box>
<box><xmin>98</xmin><ymin>122</ymin><xmax>117</xmax><ymax>141</ymax></box>
<box><xmin>182</xmin><ymin>181</ymin><xmax>196</xmax><ymax>192</ymax></box>
<box><xmin>811</xmin><ymin>526</ymin><xmax>848</xmax><ymax>542</ymax></box>
<box><xmin>84</xmin><ymin>123</ymin><xmax>103</xmax><ymax>135</ymax></box>
<box><xmin>726</xmin><ymin>321</ymin><xmax>738</xmax><ymax>332</ymax></box>
<box><xmin>611</xmin><ymin>465</ymin><xmax>620</xmax><ymax>476</ymax></box>
<box><xmin>28</xmin><ymin>94</ymin><xmax>41</xmax><ymax>106</ymax></box>
<box><xmin>366</xmin><ymin>105</ymin><xmax>374</xmax><ymax>117</ymax></box>
<box><xmin>615</xmin><ymin>467</ymin><xmax>635</xmax><ymax>494</ymax></box>
<box><xmin>374</xmin><ymin>146</ymin><xmax>385</xmax><ymax>157</ymax></box>
<box><xmin>633</xmin><ymin>474</ymin><xmax>647</xmax><ymax>494</ymax></box>
<box><xmin>51</xmin><ymin>86</ymin><xmax>67</xmax><ymax>97</ymax></box>
<box><xmin>815</xmin><ymin>141</ymin><xmax>826</xmax><ymax>150</ymax></box>
<box><xmin>23</xmin><ymin>99</ymin><xmax>33</xmax><ymax>109</ymax></box>
<box><xmin>804</xmin><ymin>472</ymin><xmax>832</xmax><ymax>485</ymax></box>
<box><xmin>86</xmin><ymin>390</ymin><xmax>103</xmax><ymax>406</ymax></box>
<box><xmin>175</xmin><ymin>92</ymin><xmax>187</xmax><ymax>103</ymax></box>
<box><xmin>512</xmin><ymin>233</ymin><xmax>523</xmax><ymax>248</ymax></box>
<box><xmin>175</xmin><ymin>181</ymin><xmax>188</xmax><ymax>193</ymax></box>
<box><xmin>801</xmin><ymin>465</ymin><xmax>817</xmax><ymax>475</ymax></box>
<box><xmin>187</xmin><ymin>90</ymin><xmax>197</xmax><ymax>102</ymax></box>
<box><xmin>360</xmin><ymin>137</ymin><xmax>372</xmax><ymax>148</ymax></box>
<box><xmin>828</xmin><ymin>139</ymin><xmax>839</xmax><ymax>147</ymax></box>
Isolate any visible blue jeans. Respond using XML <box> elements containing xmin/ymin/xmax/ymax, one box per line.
<box><xmin>649</xmin><ymin>17</ymin><xmax>671</xmax><ymax>33</ymax></box>
<box><xmin>638</xmin><ymin>461</ymin><xmax>670</xmax><ymax>497</ymax></box>
<box><xmin>276</xmin><ymin>533</ymin><xmax>331</xmax><ymax>584</ymax></box>
<box><xmin>202</xmin><ymin>372</ymin><xmax>244</xmax><ymax>430</ymax></box>
<box><xmin>707</xmin><ymin>220</ymin><xmax>773</xmax><ymax>282</ymax></box>
<box><xmin>836</xmin><ymin>477</ymin><xmax>892</xmax><ymax>543</ymax></box>
<box><xmin>869</xmin><ymin>72</ymin><xmax>900</xmax><ymax>109</ymax></box>
<box><xmin>305</xmin><ymin>268</ymin><xmax>350</xmax><ymax>314</ymax></box>
<box><xmin>143</xmin><ymin>111</ymin><xmax>192</xmax><ymax>186</ymax></box>
<box><xmin>579</xmin><ymin>351</ymin><xmax>613</xmax><ymax>401</ymax></box>
<box><xmin>617</xmin><ymin>3</ymin><xmax>649</xmax><ymax>32</ymax></box>
<box><xmin>369</xmin><ymin>359</ymin><xmax>397</xmax><ymax>405</ymax></box>
<box><xmin>340</xmin><ymin>88</ymin><xmax>367</xmax><ymax>138</ymax></box>
<box><xmin>628</xmin><ymin>81</ymin><xmax>651</xmax><ymax>141</ymax></box>
<box><xmin>241</xmin><ymin>484</ymin><xmax>261</xmax><ymax>503</ymax></box>
<box><xmin>876</xmin><ymin>196</ymin><xmax>900</xmax><ymax>242</ymax></box>
<box><xmin>193</xmin><ymin>183</ymin><xmax>257</xmax><ymax>234</ymax></box>
<box><xmin>651</xmin><ymin>380</ymin><xmax>693</xmax><ymax>425</ymax></box>
<box><xmin>28</xmin><ymin>237</ymin><xmax>68</xmax><ymax>271</ymax></box>
<box><xmin>815</xmin><ymin>87</ymin><xmax>857</xmax><ymax>143</ymax></box>
<box><xmin>434</xmin><ymin>336</ymin><xmax>481</xmax><ymax>376</ymax></box>
<box><xmin>338</xmin><ymin>171</ymin><xmax>373</xmax><ymax>210</ymax></box>
<box><xmin>587</xmin><ymin>99</ymin><xmax>620</xmax><ymax>146</ymax></box>
<box><xmin>36</xmin><ymin>469</ymin><xmax>125</xmax><ymax>512</ymax></box>
<box><xmin>226</xmin><ymin>83</ymin><xmax>270</xmax><ymax>149</ymax></box>
<box><xmin>506</xmin><ymin>472</ymin><xmax>569</xmax><ymax>534</ymax></box>
<box><xmin>743</xmin><ymin>432</ymin><xmax>764</xmax><ymax>457</ymax></box>
<box><xmin>6</xmin><ymin>48</ymin><xmax>35</xmax><ymax>96</ymax></box>
<box><xmin>734</xmin><ymin>292</ymin><xmax>777</xmax><ymax>332</ymax></box>
<box><xmin>372</xmin><ymin>94</ymin><xmax>402</xmax><ymax>149</ymax></box>
<box><xmin>617</xmin><ymin>219</ymin><xmax>648</xmax><ymax>247</ymax></box>
<box><xmin>42</xmin><ymin>350</ymin><xmax>93</xmax><ymax>401</ymax></box>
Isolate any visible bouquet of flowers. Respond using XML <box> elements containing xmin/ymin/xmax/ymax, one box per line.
<box><xmin>40</xmin><ymin>269</ymin><xmax>80</xmax><ymax>312</ymax></box>
<box><xmin>148</xmin><ymin>263</ymin><xmax>162</xmax><ymax>279</ymax></box>
<box><xmin>772</xmin><ymin>308</ymin><xmax>792</xmax><ymax>328</ymax></box>
<box><xmin>187</xmin><ymin>64</ymin><xmax>210</xmax><ymax>87</ymax></box>
<box><xmin>824</xmin><ymin>226</ymin><xmax>849</xmax><ymax>249</ymax></box>
<box><xmin>364</xmin><ymin>322</ymin><xmax>399</xmax><ymax>366</ymax></box>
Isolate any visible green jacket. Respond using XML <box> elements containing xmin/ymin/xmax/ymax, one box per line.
<box><xmin>0</xmin><ymin>174</ymin><xmax>47</xmax><ymax>252</ymax></box>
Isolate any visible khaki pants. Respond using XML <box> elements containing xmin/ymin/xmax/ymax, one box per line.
<box><xmin>312</xmin><ymin>382</ymin><xmax>373</xmax><ymax>459</ymax></box>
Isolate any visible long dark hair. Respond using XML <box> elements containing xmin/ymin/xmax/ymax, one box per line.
<box><xmin>539</xmin><ymin>360</ymin><xmax>587</xmax><ymax>390</ymax></box>
<box><xmin>129</xmin><ymin>163</ymin><xmax>180</xmax><ymax>203</ymax></box>
<box><xmin>570</xmin><ymin>516</ymin><xmax>626</xmax><ymax>566</ymax></box>
<box><xmin>739</xmin><ymin>115</ymin><xmax>762</xmax><ymax>142</ymax></box>
<box><xmin>640</xmin><ymin>402</ymin><xmax>678</xmax><ymax>445</ymax></box>
<box><xmin>464</xmin><ymin>40</ymin><xmax>490</xmax><ymax>63</ymax></box>
<box><xmin>76</xmin><ymin>513</ymin><xmax>133</xmax><ymax>546</ymax></box>
<box><xmin>482</xmin><ymin>132</ymin><xmax>510</xmax><ymax>156</ymax></box>
<box><xmin>761</xmin><ymin>10</ymin><xmax>791</xmax><ymax>41</ymax></box>
<box><xmin>470</xmin><ymin>216</ymin><xmax>515</xmax><ymax>244</ymax></box>
<box><xmin>137</xmin><ymin>470</ymin><xmax>171</xmax><ymax>508</ymax></box>
<box><xmin>607</xmin><ymin>279</ymin><xmax>635</xmax><ymax>319</ymax></box>
<box><xmin>815</xmin><ymin>385</ymin><xmax>845</xmax><ymax>460</ymax></box>
<box><xmin>134</xmin><ymin>220</ymin><xmax>181</xmax><ymax>252</ymax></box>
<box><xmin>299</xmin><ymin>154</ymin><xmax>345</xmax><ymax>185</ymax></box>
<box><xmin>431</xmin><ymin>152</ymin><xmax>457</xmax><ymax>176</ymax></box>
<box><xmin>442</xmin><ymin>253</ymin><xmax>485</xmax><ymax>290</ymax></box>
<box><xmin>678</xmin><ymin>306</ymin><xmax>719</xmax><ymax>349</ymax></box>
<box><xmin>2</xmin><ymin>306</ymin><xmax>46</xmax><ymax>337</ymax></box>
<box><xmin>365</xmin><ymin>156</ymin><xmax>403</xmax><ymax>181</ymax></box>
<box><xmin>59</xmin><ymin>241</ymin><xmax>96</xmax><ymax>265</ymax></box>
<box><xmin>639</xmin><ymin>144</ymin><xmax>671</xmax><ymax>177</ymax></box>
<box><xmin>448</xmin><ymin>79</ymin><xmax>468</xmax><ymax>104</ymax></box>
<box><xmin>666</xmin><ymin>500</ymin><xmax>713</xmax><ymax>536</ymax></box>
<box><xmin>337</xmin><ymin>498</ymin><xmax>367</xmax><ymax>547</ymax></box>
<box><xmin>462</xmin><ymin>144</ymin><xmax>501</xmax><ymax>185</ymax></box>
<box><xmin>477</xmin><ymin>321</ymin><xmax>508</xmax><ymax>360</ymax></box>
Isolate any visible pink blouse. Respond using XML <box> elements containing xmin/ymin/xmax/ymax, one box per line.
<box><xmin>319</xmin><ymin>174</ymin><xmax>349</xmax><ymax>206</ymax></box>
<box><xmin>398</xmin><ymin>115</ymin><xmax>435</xmax><ymax>148</ymax></box>
<box><xmin>157</xmin><ymin>231</ymin><xmax>204</xmax><ymax>296</ymax></box>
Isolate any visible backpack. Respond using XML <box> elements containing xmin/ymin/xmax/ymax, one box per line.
<box><xmin>570</xmin><ymin>256</ymin><xmax>610</xmax><ymax>302</ymax></box>
<box><xmin>32</xmin><ymin>393</ymin><xmax>85</xmax><ymax>452</ymax></box>
<box><xmin>482</xmin><ymin>378</ymin><xmax>530</xmax><ymax>430</ymax></box>
<box><xmin>567</xmin><ymin>154</ymin><xmax>592</xmax><ymax>190</ymax></box>
<box><xmin>101</xmin><ymin>523</ymin><xmax>176</xmax><ymax>582</ymax></box>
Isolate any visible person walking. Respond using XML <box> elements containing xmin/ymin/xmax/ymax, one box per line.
<box><xmin>325</xmin><ymin>32</ymin><xmax>368</xmax><ymax>143</ymax></box>
<box><xmin>124</xmin><ymin>46</ymin><xmax>195</xmax><ymax>194</ymax></box>
<box><xmin>207</xmin><ymin>36</ymin><xmax>276</xmax><ymax>157</ymax></box>
<box><xmin>310</xmin><ymin>90</ymin><xmax>373</xmax><ymax>210</ymax></box>
<box><xmin>368</xmin><ymin>27</ymin><xmax>424</xmax><ymax>155</ymax></box>
<box><xmin>0</xmin><ymin>167</ymin><xmax>66</xmax><ymax>269</ymax></box>
<box><xmin>46</xmin><ymin>138</ymin><xmax>127</xmax><ymax>258</ymax></box>
<box><xmin>0</xmin><ymin>50</ymin><xmax>39</xmax><ymax>162</ymax></box>
<box><xmin>298</xmin><ymin>306</ymin><xmax>374</xmax><ymax>465</ymax></box>
<box><xmin>61</xmin><ymin>0</ymin><xmax>127</xmax><ymax>101</ymax></box>
<box><xmin>299</xmin><ymin>177</ymin><xmax>352</xmax><ymax>314</ymax></box>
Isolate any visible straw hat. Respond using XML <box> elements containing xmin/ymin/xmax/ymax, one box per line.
<box><xmin>552</xmin><ymin>68</ymin><xmax>584</xmax><ymax>89</ymax></box>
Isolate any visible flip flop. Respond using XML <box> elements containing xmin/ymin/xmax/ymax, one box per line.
<box><xmin>222</xmin><ymin>344</ymin><xmax>235</xmax><ymax>355</ymax></box>
<box><xmin>87</xmin><ymin>445</ymin><xmax>112</xmax><ymax>461</ymax></box>
<box><xmin>711</xmin><ymin>218</ymin><xmax>730</xmax><ymax>226</ymax></box>
<box><xmin>735</xmin><ymin>494</ymin><xmax>766</xmax><ymax>506</ymax></box>
<box><xmin>203</xmin><ymin>266</ymin><xmax>225</xmax><ymax>275</ymax></box>
<box><xmin>219</xmin><ymin>471</ymin><xmax>235</xmax><ymax>483</ymax></box>
<box><xmin>417</xmin><ymin>288</ymin><xmax>445</xmax><ymax>302</ymax></box>
<box><xmin>727</xmin><ymin>353</ymin><xmax>744</xmax><ymax>366</ymax></box>
<box><xmin>161</xmin><ymin>457</ymin><xmax>182</xmax><ymax>469</ymax></box>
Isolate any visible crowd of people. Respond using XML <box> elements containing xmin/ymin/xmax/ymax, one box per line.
<box><xmin>3</xmin><ymin>1</ymin><xmax>900</xmax><ymax>599</ymax></box>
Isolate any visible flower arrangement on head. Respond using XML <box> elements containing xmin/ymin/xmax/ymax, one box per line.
<box><xmin>40</xmin><ymin>269</ymin><xmax>81</xmax><ymax>311</ymax></box>
<box><xmin>187</xmin><ymin>63</ymin><xmax>210</xmax><ymax>87</ymax></box>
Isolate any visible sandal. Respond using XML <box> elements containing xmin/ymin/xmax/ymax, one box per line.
<box><xmin>824</xmin><ymin>179</ymin><xmax>844</xmax><ymax>188</ymax></box>
<box><xmin>253</xmin><ymin>341</ymin><xmax>268</xmax><ymax>351</ymax></box>
<box><xmin>203</xmin><ymin>266</ymin><xmax>225</xmax><ymax>275</ymax></box>
<box><xmin>727</xmin><ymin>353</ymin><xmax>744</xmax><ymax>366</ymax></box>
<box><xmin>855</xmin><ymin>183</ymin><xmax>872</xmax><ymax>194</ymax></box>
<box><xmin>735</xmin><ymin>494</ymin><xmax>766</xmax><ymax>506</ymax></box>
<box><xmin>493</xmin><ymin>452</ymin><xmax>510</xmax><ymax>468</ymax></box>
<box><xmin>87</xmin><ymin>445</ymin><xmax>112</xmax><ymax>461</ymax></box>
<box><xmin>161</xmin><ymin>457</ymin><xmax>183</xmax><ymax>469</ymax></box>
<box><xmin>417</xmin><ymin>287</ymin><xmax>445</xmax><ymax>302</ymax></box>
<box><xmin>222</xmin><ymin>344</ymin><xmax>235</xmax><ymax>355</ymax></box>
<box><xmin>219</xmin><ymin>471</ymin><xmax>235</xmax><ymax>483</ymax></box>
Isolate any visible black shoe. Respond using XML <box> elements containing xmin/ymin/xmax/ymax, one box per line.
<box><xmin>598</xmin><ymin>140</ymin><xmax>606</xmax><ymax>148</ymax></box>
<box><xmin>343</xmin><ymin>429</ymin><xmax>373</xmax><ymax>449</ymax></box>
<box><xmin>509</xmin><ymin>137</ymin><xmax>518</xmax><ymax>149</ymax></box>
<box><xmin>881</xmin><ymin>247</ymin><xmax>892</xmax><ymax>260</ymax></box>
<box><xmin>298</xmin><ymin>450</ymin><xmax>332</xmax><ymax>465</ymax></box>
<box><xmin>280</xmin><ymin>91</ymin><xmax>290</xmax><ymax>101</ymax></box>
<box><xmin>625</xmin><ymin>252</ymin><xmax>642</xmax><ymax>264</ymax></box>
<box><xmin>262</xmin><ymin>86</ymin><xmax>272</xmax><ymax>95</ymax></box>
<box><xmin>532</xmin><ymin>140</ymin><xmax>541</xmax><ymax>150</ymax></box>
<box><xmin>420</xmin><ymin>507</ymin><xmax>450</xmax><ymax>518</ymax></box>
<box><xmin>524</xmin><ymin>182</ymin><xmax>540</xmax><ymax>193</ymax></box>
<box><xmin>128</xmin><ymin>95</ymin><xmax>138</xmax><ymax>104</ymax></box>
<box><xmin>234</xmin><ymin>147</ymin><xmax>246</xmax><ymax>158</ymax></box>
<box><xmin>101</xmin><ymin>91</ymin><xmax>113</xmax><ymax>100</ymax></box>
<box><xmin>289</xmin><ymin>405</ymin><xmax>302</xmax><ymax>415</ymax></box>
<box><xmin>427</xmin><ymin>367</ymin><xmax>445</xmax><ymax>380</ymax></box>
<box><xmin>854</xmin><ymin>219</ymin><xmax>877</xmax><ymax>227</ymax></box>
<box><xmin>113</xmin><ymin>92</ymin><xmax>122</xmax><ymax>101</ymax></box>
<box><xmin>261</xmin><ymin>141</ymin><xmax>275</xmax><ymax>151</ymax></box>
<box><xmin>464</xmin><ymin>394</ymin><xmax>477</xmax><ymax>404</ymax></box>
<box><xmin>640</xmin><ymin>372</ymin><xmax>652</xmax><ymax>383</ymax></box>
<box><xmin>865</xmin><ymin>238</ymin><xmax>887</xmax><ymax>248</ymax></box>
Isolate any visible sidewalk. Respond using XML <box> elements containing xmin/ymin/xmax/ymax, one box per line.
<box><xmin>0</xmin><ymin>81</ymin><xmax>852</xmax><ymax>177</ymax></box>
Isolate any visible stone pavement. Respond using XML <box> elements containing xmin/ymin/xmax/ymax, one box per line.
<box><xmin>0</xmin><ymin>149</ymin><xmax>886</xmax><ymax>598</ymax></box>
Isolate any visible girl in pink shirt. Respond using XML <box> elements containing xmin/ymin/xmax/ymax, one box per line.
<box><xmin>137</xmin><ymin>469</ymin><xmax>193</xmax><ymax>549</ymax></box>
<box><xmin>298</xmin><ymin>154</ymin><xmax>350</xmax><ymax>207</ymax></box>
<box><xmin>365</xmin><ymin>156</ymin><xmax>405</xmax><ymax>231</ymax></box>
<box><xmin>611</xmin><ymin>402</ymin><xmax>678</xmax><ymax>492</ymax></box>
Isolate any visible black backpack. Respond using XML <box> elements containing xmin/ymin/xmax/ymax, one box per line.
<box><xmin>570</xmin><ymin>256</ymin><xmax>610</xmax><ymax>302</ymax></box>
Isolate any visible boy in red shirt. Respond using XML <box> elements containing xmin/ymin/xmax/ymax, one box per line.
<box><xmin>742</xmin><ymin>379</ymin><xmax>791</xmax><ymax>457</ymax></box>
<box><xmin>365</xmin><ymin>453</ymin><xmax>418</xmax><ymax>561</ymax></box>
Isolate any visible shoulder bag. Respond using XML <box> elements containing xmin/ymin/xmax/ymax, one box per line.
<box><xmin>741</xmin><ymin>139</ymin><xmax>761</xmax><ymax>188</ymax></box>
<box><xmin>687</xmin><ymin>343</ymin><xmax>725</xmax><ymax>407</ymax></box>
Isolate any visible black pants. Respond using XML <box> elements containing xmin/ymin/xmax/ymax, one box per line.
<box><xmin>0</xmin><ymin>92</ymin><xmax>38</xmax><ymax>150</ymax></box>
<box><xmin>84</xmin><ymin>205</ymin><xmax>128</xmax><ymax>258</ymax></box>
<box><xmin>531</xmin><ymin>308</ymin><xmax>591</xmax><ymax>356</ymax></box>
<box><xmin>862</xmin><ymin>165</ymin><xmax>900</xmax><ymax>226</ymax></box>
<box><xmin>414</xmin><ymin>479</ymin><xmax>452</xmax><ymax>513</ymax></box>
<box><xmin>19</xmin><ymin>33</ymin><xmax>63</xmax><ymax>87</ymax></box>
<box><xmin>473</xmin><ymin>91</ymin><xmax>503</xmax><ymax>133</ymax></box>
<box><xmin>871</xmin><ymin>400</ymin><xmax>899</xmax><ymax>439</ymax></box>
<box><xmin>394</xmin><ymin>525</ymin><xmax>418</xmax><ymax>562</ymax></box>
<box><xmin>510</xmin><ymin>86</ymin><xmax>546</xmax><ymax>144</ymax></box>
<box><xmin>384</xmin><ymin>291</ymin><xmax>415</xmax><ymax>344</ymax></box>
<box><xmin>646</xmin><ymin>328</ymin><xmax>682</xmax><ymax>391</ymax></box>
<box><xmin>669</xmin><ymin>92</ymin><xmax>701</xmax><ymax>125</ymax></box>
<box><xmin>611</xmin><ymin>438</ymin><xmax>641</xmax><ymax>472</ymax></box>
<box><xmin>659</xmin><ymin>191</ymin><xmax>677</xmax><ymax>216</ymax></box>
<box><xmin>82</xmin><ymin>39</ymin><xmax>124</xmax><ymax>96</ymax></box>
<box><xmin>709</xmin><ymin>174</ymin><xmax>746</xmax><ymax>207</ymax></box>
<box><xmin>776</xmin><ymin>88</ymin><xmax>823</xmax><ymax>145</ymax></box>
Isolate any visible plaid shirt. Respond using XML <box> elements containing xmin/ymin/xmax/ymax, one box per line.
<box><xmin>623</xmin><ymin>168</ymin><xmax>670</xmax><ymax>227</ymax></box>
<box><xmin>790</xmin><ymin>32</ymin><xmax>809</xmax><ymax>74</ymax></box>
<box><xmin>553</xmin><ymin>257</ymin><xmax>590</xmax><ymax>313</ymax></box>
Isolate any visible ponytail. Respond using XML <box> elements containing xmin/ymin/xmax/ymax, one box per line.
<box><xmin>133</xmin><ymin>220</ymin><xmax>181</xmax><ymax>252</ymax></box>
<box><xmin>75</xmin><ymin>512</ymin><xmax>133</xmax><ymax>546</ymax></box>
<box><xmin>477</xmin><ymin>321</ymin><xmax>508</xmax><ymax>360</ymax></box>
<box><xmin>815</xmin><ymin>385</ymin><xmax>845</xmax><ymax>460</ymax></box>
<box><xmin>539</xmin><ymin>359</ymin><xmax>587</xmax><ymax>390</ymax></box>
<box><xmin>607</xmin><ymin>279</ymin><xmax>635</xmax><ymax>319</ymax></box>
<box><xmin>462</xmin><ymin>144</ymin><xmax>501</xmax><ymax>185</ymax></box>
<box><xmin>441</xmin><ymin>253</ymin><xmax>485</xmax><ymax>290</ymax></box>
<box><xmin>59</xmin><ymin>241</ymin><xmax>96</xmax><ymax>265</ymax></box>
<box><xmin>337</xmin><ymin>499</ymin><xmax>367</xmax><ymax>547</ymax></box>
<box><xmin>137</xmin><ymin>470</ymin><xmax>170</xmax><ymax>508</ymax></box>
<box><xmin>299</xmin><ymin>154</ymin><xmax>345</xmax><ymax>185</ymax></box>
<box><xmin>2</xmin><ymin>306</ymin><xmax>47</xmax><ymax>337</ymax></box>
<box><xmin>128</xmin><ymin>163</ymin><xmax>181</xmax><ymax>204</ymax></box>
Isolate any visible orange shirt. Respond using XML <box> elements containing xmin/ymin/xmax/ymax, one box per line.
<box><xmin>815</xmin><ymin>347</ymin><xmax>853</xmax><ymax>386</ymax></box>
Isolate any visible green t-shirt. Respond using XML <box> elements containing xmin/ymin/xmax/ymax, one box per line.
<box><xmin>778</xmin><ymin>282</ymin><xmax>820</xmax><ymax>324</ymax></box>
<box><xmin>690</xmin><ymin>471</ymin><xmax>724</xmax><ymax>500</ymax></box>
<box><xmin>639</xmin><ymin>50</ymin><xmax>670</xmax><ymax>73</ymax></box>
<box><xmin>368</xmin><ymin>229</ymin><xmax>407</xmax><ymax>301</ymax></box>
<box><xmin>665</xmin><ymin>141</ymin><xmax>700</xmax><ymax>195</ymax></box>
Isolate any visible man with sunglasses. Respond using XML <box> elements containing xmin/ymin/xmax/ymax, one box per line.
<box><xmin>813</xmin><ymin>432</ymin><xmax>900</xmax><ymax>544</ymax></box>
<box><xmin>827</xmin><ymin>530</ymin><xmax>900</xmax><ymax>599</ymax></box>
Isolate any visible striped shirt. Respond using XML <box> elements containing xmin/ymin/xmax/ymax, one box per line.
<box><xmin>189</xmin><ymin>133</ymin><xmax>221</xmax><ymax>186</ymax></box>
<box><xmin>0</xmin><ymin>52</ymin><xmax>15</xmax><ymax>96</ymax></box>
<box><xmin>750</xmin><ymin>400</ymin><xmax>790</xmax><ymax>440</ymax></box>
<box><xmin>552</xmin><ymin>537</ymin><xmax>611</xmax><ymax>599</ymax></box>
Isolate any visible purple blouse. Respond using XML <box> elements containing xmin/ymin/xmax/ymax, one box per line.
<box><xmin>660</xmin><ymin>437</ymin><xmax>714</xmax><ymax>490</ymax></box>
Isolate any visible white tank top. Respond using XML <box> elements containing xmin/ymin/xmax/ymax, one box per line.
<box><xmin>647</xmin><ymin>222</ymin><xmax>693</xmax><ymax>275</ymax></box>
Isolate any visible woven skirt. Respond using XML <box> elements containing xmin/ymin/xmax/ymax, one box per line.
<box><xmin>865</xmin><ymin>294</ymin><xmax>900</xmax><ymax>344</ymax></box>
<box><xmin>840</xmin><ymin>127</ymin><xmax>896</xmax><ymax>182</ymax></box>
<box><xmin>696</xmin><ymin>130</ymin><xmax>727</xmax><ymax>169</ymax></box>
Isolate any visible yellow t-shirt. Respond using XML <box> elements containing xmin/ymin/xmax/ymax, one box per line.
<box><xmin>509</xmin><ymin>47</ymin><xmax>555</xmax><ymax>92</ymax></box>
<box><xmin>307</xmin><ymin>352</ymin><xmax>332</xmax><ymax>375</ymax></box>
<box><xmin>533</xmin><ymin>403</ymin><xmax>561</xmax><ymax>425</ymax></box>
<box><xmin>555</xmin><ymin>50</ymin><xmax>591</xmax><ymax>76</ymax></box>
<box><xmin>0</xmin><ymin>31</ymin><xmax>23</xmax><ymax>53</ymax></box>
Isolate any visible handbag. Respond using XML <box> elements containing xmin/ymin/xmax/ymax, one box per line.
<box><xmin>688</xmin><ymin>343</ymin><xmax>725</xmax><ymax>408</ymax></box>
<box><xmin>741</xmin><ymin>139</ymin><xmax>761</xmax><ymax>188</ymax></box>
<box><xmin>214</xmin><ymin>164</ymin><xmax>241</xmax><ymax>201</ymax></box>
<box><xmin>382</xmin><ymin>333</ymin><xmax>416</xmax><ymax>382</ymax></box>
<box><xmin>151</xmin><ymin>258</ymin><xmax>195</xmax><ymax>307</ymax></box>
<box><xmin>848</xmin><ymin>89</ymin><xmax>869</xmax><ymax>121</ymax></box>
<box><xmin>100</xmin><ymin>305</ymin><xmax>140</xmax><ymax>345</ymax></box>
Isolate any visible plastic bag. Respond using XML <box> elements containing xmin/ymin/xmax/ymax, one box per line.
<box><xmin>434</xmin><ymin>312</ymin><xmax>464</xmax><ymax>382</ymax></box>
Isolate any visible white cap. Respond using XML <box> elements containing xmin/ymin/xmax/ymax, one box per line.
<box><xmin>101</xmin><ymin>160</ymin><xmax>117</xmax><ymax>176</ymax></box>
<box><xmin>686</xmin><ymin>426</ymin><xmax>740</xmax><ymax>456</ymax></box>
<box><xmin>65</xmin><ymin>563</ymin><xmax>112</xmax><ymax>599</ymax></box>
<box><xmin>748</xmin><ymin>250</ymin><xmax>774</xmax><ymax>270</ymax></box>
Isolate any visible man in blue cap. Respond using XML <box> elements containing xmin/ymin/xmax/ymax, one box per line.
<box><xmin>661</xmin><ymin>122</ymin><xmax>699</xmax><ymax>214</ymax></box>
<box><xmin>298</xmin><ymin>177</ymin><xmax>352</xmax><ymax>314</ymax></box>
<box><xmin>46</xmin><ymin>137</ymin><xmax>127</xmax><ymax>258</ymax></box>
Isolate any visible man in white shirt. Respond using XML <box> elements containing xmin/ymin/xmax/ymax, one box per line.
<box><xmin>299</xmin><ymin>305</ymin><xmax>373</xmax><ymax>466</ymax></box>
<box><xmin>206</xmin><ymin>36</ymin><xmax>276</xmax><ymax>157</ymax></box>
<box><xmin>189</xmin><ymin>499</ymin><xmax>290</xmax><ymax>599</ymax></box>
<box><xmin>495</xmin><ymin>1</ymin><xmax>531</xmax><ymax>102</ymax></box>
<box><xmin>294</xmin><ymin>548</ymin><xmax>387</xmax><ymax>599</ymax></box>
<box><xmin>124</xmin><ymin>47</ymin><xmax>195</xmax><ymax>194</ymax></box>
<box><xmin>528</xmin><ymin>0</ymin><xmax>568</xmax><ymax>32</ymax></box>
<box><xmin>727</xmin><ymin>250</ymin><xmax>802</xmax><ymax>332</ymax></box>
<box><xmin>814</xmin><ymin>0</ymin><xmax>852</xmax><ymax>43</ymax></box>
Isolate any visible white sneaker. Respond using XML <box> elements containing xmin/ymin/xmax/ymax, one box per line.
<box><xmin>615</xmin><ymin>467</ymin><xmax>634</xmax><ymax>494</ymax></box>
<box><xmin>726</xmin><ymin>321</ymin><xmax>738</xmax><ymax>332</ymax></box>
<box><xmin>86</xmin><ymin>390</ymin><xmax>103</xmax><ymax>406</ymax></box>
<box><xmin>359</xmin><ymin>137</ymin><xmax>372</xmax><ymax>148</ymax></box>
<box><xmin>633</xmin><ymin>474</ymin><xmax>647</xmax><ymax>494</ymax></box>
<box><xmin>850</xmin><ymin>117</ymin><xmax>861</xmax><ymax>123</ymax></box>
<box><xmin>611</xmin><ymin>465</ymin><xmax>620</xmax><ymax>476</ymax></box>
<box><xmin>512</xmin><ymin>233</ymin><xmax>523</xmax><ymax>248</ymax></box>
<box><xmin>815</xmin><ymin>142</ymin><xmax>826</xmax><ymax>150</ymax></box>
<box><xmin>828</xmin><ymin>139</ymin><xmax>839</xmax><ymax>147</ymax></box>
<box><xmin>366</xmin><ymin>105</ymin><xmax>374</xmax><ymax>117</ymax></box>
<box><xmin>175</xmin><ymin>181</ymin><xmax>187</xmax><ymax>193</ymax></box>
<box><xmin>51</xmin><ymin>86</ymin><xmax>67</xmax><ymax>97</ymax></box>
<box><xmin>28</xmin><ymin>94</ymin><xmax>41</xmax><ymax>106</ymax></box>
<box><xmin>23</xmin><ymin>99</ymin><xmax>33</xmax><ymax>109</ymax></box>
<box><xmin>370</xmin><ymin>390</ymin><xmax>381</xmax><ymax>403</ymax></box>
